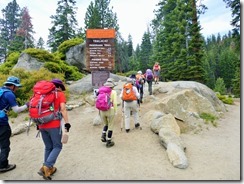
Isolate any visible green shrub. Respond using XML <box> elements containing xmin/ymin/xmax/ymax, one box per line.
<box><xmin>216</xmin><ymin>92</ymin><xmax>234</xmax><ymax>105</ymax></box>
<box><xmin>214</xmin><ymin>77</ymin><xmax>227</xmax><ymax>95</ymax></box>
<box><xmin>0</xmin><ymin>52</ymin><xmax>20</xmax><ymax>74</ymax></box>
<box><xmin>23</xmin><ymin>48</ymin><xmax>56</xmax><ymax>62</ymax></box>
<box><xmin>199</xmin><ymin>113</ymin><xmax>218</xmax><ymax>127</ymax></box>
<box><xmin>58</xmin><ymin>38</ymin><xmax>84</xmax><ymax>58</ymax></box>
<box><xmin>44</xmin><ymin>62</ymin><xmax>63</xmax><ymax>73</ymax></box>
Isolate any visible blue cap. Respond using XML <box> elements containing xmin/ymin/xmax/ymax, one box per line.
<box><xmin>4</xmin><ymin>76</ymin><xmax>22</xmax><ymax>87</ymax></box>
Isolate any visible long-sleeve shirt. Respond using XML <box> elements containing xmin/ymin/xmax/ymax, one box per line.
<box><xmin>111</xmin><ymin>90</ymin><xmax>118</xmax><ymax>113</ymax></box>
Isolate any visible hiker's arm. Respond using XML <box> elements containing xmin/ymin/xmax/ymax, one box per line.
<box><xmin>12</xmin><ymin>105</ymin><xmax>27</xmax><ymax>113</ymax></box>
<box><xmin>133</xmin><ymin>87</ymin><xmax>140</xmax><ymax>99</ymax></box>
<box><xmin>60</xmin><ymin>102</ymin><xmax>69</xmax><ymax>124</ymax></box>
<box><xmin>112</xmin><ymin>90</ymin><xmax>118</xmax><ymax>113</ymax></box>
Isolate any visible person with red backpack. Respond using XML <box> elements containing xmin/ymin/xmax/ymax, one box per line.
<box><xmin>96</xmin><ymin>78</ymin><xmax>118</xmax><ymax>148</ymax></box>
<box><xmin>35</xmin><ymin>79</ymin><xmax>71</xmax><ymax>180</ymax></box>
<box><xmin>153</xmin><ymin>62</ymin><xmax>161</xmax><ymax>84</ymax></box>
<box><xmin>0</xmin><ymin>76</ymin><xmax>28</xmax><ymax>173</ymax></box>
<box><xmin>120</xmin><ymin>78</ymin><xmax>140</xmax><ymax>133</ymax></box>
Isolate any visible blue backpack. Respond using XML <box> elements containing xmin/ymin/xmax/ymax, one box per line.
<box><xmin>95</xmin><ymin>86</ymin><xmax>112</xmax><ymax>111</ymax></box>
<box><xmin>0</xmin><ymin>88</ymin><xmax>11</xmax><ymax>118</ymax></box>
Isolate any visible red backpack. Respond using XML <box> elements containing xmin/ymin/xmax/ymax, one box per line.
<box><xmin>29</xmin><ymin>80</ymin><xmax>61</xmax><ymax>125</ymax></box>
<box><xmin>95</xmin><ymin>86</ymin><xmax>112</xmax><ymax>111</ymax></box>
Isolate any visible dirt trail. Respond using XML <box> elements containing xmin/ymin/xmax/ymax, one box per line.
<box><xmin>0</xmin><ymin>96</ymin><xmax>240</xmax><ymax>181</ymax></box>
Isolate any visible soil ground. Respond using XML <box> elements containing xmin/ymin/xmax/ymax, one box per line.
<box><xmin>0</xmin><ymin>90</ymin><xmax>241</xmax><ymax>182</ymax></box>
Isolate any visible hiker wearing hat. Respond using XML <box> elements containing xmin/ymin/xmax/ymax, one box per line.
<box><xmin>98</xmin><ymin>78</ymin><xmax>118</xmax><ymax>148</ymax></box>
<box><xmin>36</xmin><ymin>78</ymin><xmax>71</xmax><ymax>180</ymax></box>
<box><xmin>120</xmin><ymin>78</ymin><xmax>141</xmax><ymax>133</ymax></box>
<box><xmin>136</xmin><ymin>71</ymin><xmax>145</xmax><ymax>103</ymax></box>
<box><xmin>0</xmin><ymin>76</ymin><xmax>29</xmax><ymax>173</ymax></box>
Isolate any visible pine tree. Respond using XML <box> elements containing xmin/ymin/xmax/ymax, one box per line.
<box><xmin>0</xmin><ymin>0</ymin><xmax>21</xmax><ymax>61</ymax></box>
<box><xmin>84</xmin><ymin>0</ymin><xmax>119</xmax><ymax>30</ymax></box>
<box><xmin>16</xmin><ymin>7</ymin><xmax>35</xmax><ymax>49</ymax></box>
<box><xmin>36</xmin><ymin>37</ymin><xmax>45</xmax><ymax>49</ymax></box>
<box><xmin>152</xmin><ymin>0</ymin><xmax>205</xmax><ymax>83</ymax></box>
<box><xmin>47</xmin><ymin>0</ymin><xmax>78</xmax><ymax>52</ymax></box>
<box><xmin>223</xmin><ymin>0</ymin><xmax>240</xmax><ymax>97</ymax></box>
<box><xmin>127</xmin><ymin>34</ymin><xmax>133</xmax><ymax>57</ymax></box>
<box><xmin>84</xmin><ymin>1</ymin><xmax>101</xmax><ymax>29</ymax></box>
<box><xmin>139</xmin><ymin>30</ymin><xmax>152</xmax><ymax>72</ymax></box>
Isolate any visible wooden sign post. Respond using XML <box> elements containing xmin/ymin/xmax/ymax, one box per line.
<box><xmin>86</xmin><ymin>29</ymin><xmax>116</xmax><ymax>87</ymax></box>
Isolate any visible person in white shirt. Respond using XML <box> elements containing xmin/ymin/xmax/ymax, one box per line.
<box><xmin>120</xmin><ymin>78</ymin><xmax>140</xmax><ymax>133</ymax></box>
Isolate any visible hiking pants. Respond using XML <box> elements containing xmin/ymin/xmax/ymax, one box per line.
<box><xmin>123</xmin><ymin>101</ymin><xmax>139</xmax><ymax>130</ymax></box>
<box><xmin>40</xmin><ymin>127</ymin><xmax>62</xmax><ymax>168</ymax></box>
<box><xmin>137</xmin><ymin>85</ymin><xmax>144</xmax><ymax>100</ymax></box>
<box><xmin>0</xmin><ymin>125</ymin><xmax>11</xmax><ymax>169</ymax></box>
<box><xmin>147</xmin><ymin>80</ymin><xmax>153</xmax><ymax>95</ymax></box>
<box><xmin>99</xmin><ymin>107</ymin><xmax>115</xmax><ymax>131</ymax></box>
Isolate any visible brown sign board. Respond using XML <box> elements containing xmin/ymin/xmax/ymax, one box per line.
<box><xmin>86</xmin><ymin>29</ymin><xmax>115</xmax><ymax>38</ymax></box>
<box><xmin>86</xmin><ymin>29</ymin><xmax>115</xmax><ymax>87</ymax></box>
<box><xmin>86</xmin><ymin>38</ymin><xmax>115</xmax><ymax>71</ymax></box>
<box><xmin>86</xmin><ymin>29</ymin><xmax>115</xmax><ymax>71</ymax></box>
<box><xmin>92</xmin><ymin>70</ymin><xmax>110</xmax><ymax>87</ymax></box>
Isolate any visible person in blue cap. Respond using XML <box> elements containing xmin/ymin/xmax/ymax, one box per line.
<box><xmin>0</xmin><ymin>76</ymin><xmax>29</xmax><ymax>173</ymax></box>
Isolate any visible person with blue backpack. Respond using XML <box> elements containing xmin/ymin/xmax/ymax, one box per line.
<box><xmin>96</xmin><ymin>78</ymin><xmax>118</xmax><ymax>148</ymax></box>
<box><xmin>0</xmin><ymin>76</ymin><xmax>29</xmax><ymax>173</ymax></box>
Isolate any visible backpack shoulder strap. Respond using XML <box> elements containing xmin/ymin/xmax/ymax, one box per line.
<box><xmin>0</xmin><ymin>88</ymin><xmax>12</xmax><ymax>98</ymax></box>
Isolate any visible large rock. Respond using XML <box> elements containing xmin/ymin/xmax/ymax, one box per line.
<box><xmin>13</xmin><ymin>53</ymin><xmax>44</xmax><ymax>71</ymax></box>
<box><xmin>155</xmin><ymin>89</ymin><xmax>223</xmax><ymax>132</ymax></box>
<box><xmin>65</xmin><ymin>43</ymin><xmax>86</xmax><ymax>71</ymax></box>
<box><xmin>155</xmin><ymin>81</ymin><xmax>226</xmax><ymax>113</ymax></box>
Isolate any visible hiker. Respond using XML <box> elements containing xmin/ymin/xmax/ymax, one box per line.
<box><xmin>120</xmin><ymin>78</ymin><xmax>140</xmax><ymax>133</ymax></box>
<box><xmin>144</xmin><ymin>69</ymin><xmax>154</xmax><ymax>95</ymax></box>
<box><xmin>37</xmin><ymin>78</ymin><xmax>71</xmax><ymax>180</ymax></box>
<box><xmin>136</xmin><ymin>71</ymin><xmax>145</xmax><ymax>103</ymax></box>
<box><xmin>0</xmin><ymin>76</ymin><xmax>28</xmax><ymax>173</ymax></box>
<box><xmin>98</xmin><ymin>78</ymin><xmax>118</xmax><ymax>148</ymax></box>
<box><xmin>153</xmin><ymin>62</ymin><xmax>161</xmax><ymax>84</ymax></box>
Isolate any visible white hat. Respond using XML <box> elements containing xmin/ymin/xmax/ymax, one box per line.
<box><xmin>104</xmin><ymin>78</ymin><xmax>117</xmax><ymax>88</ymax></box>
<box><xmin>137</xmin><ymin>71</ymin><xmax>142</xmax><ymax>74</ymax></box>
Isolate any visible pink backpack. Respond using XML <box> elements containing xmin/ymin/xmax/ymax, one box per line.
<box><xmin>95</xmin><ymin>86</ymin><xmax>112</xmax><ymax>111</ymax></box>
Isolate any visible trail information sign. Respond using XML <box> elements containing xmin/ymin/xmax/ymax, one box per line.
<box><xmin>86</xmin><ymin>29</ymin><xmax>115</xmax><ymax>71</ymax></box>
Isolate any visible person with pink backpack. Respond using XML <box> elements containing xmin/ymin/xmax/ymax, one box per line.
<box><xmin>96</xmin><ymin>78</ymin><xmax>118</xmax><ymax>148</ymax></box>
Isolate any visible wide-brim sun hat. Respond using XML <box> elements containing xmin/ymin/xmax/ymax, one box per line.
<box><xmin>51</xmin><ymin>78</ymin><xmax>66</xmax><ymax>91</ymax></box>
<box><xmin>4</xmin><ymin>76</ymin><xmax>22</xmax><ymax>87</ymax></box>
<box><xmin>104</xmin><ymin>78</ymin><xmax>117</xmax><ymax>88</ymax></box>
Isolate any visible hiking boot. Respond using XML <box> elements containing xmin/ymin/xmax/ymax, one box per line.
<box><xmin>0</xmin><ymin>164</ymin><xmax>16</xmax><ymax>173</ymax></box>
<box><xmin>135</xmin><ymin>123</ymin><xmax>140</xmax><ymax>128</ymax></box>
<box><xmin>106</xmin><ymin>140</ymin><xmax>115</xmax><ymax>148</ymax></box>
<box><xmin>42</xmin><ymin>165</ymin><xmax>56</xmax><ymax>180</ymax></box>
<box><xmin>101</xmin><ymin>133</ymin><xmax>106</xmax><ymax>142</ymax></box>
<box><xmin>126</xmin><ymin>129</ymin><xmax>130</xmax><ymax>133</ymax></box>
<box><xmin>38</xmin><ymin>166</ymin><xmax>57</xmax><ymax>177</ymax></box>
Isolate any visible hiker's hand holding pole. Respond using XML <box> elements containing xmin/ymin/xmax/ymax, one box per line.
<box><xmin>65</xmin><ymin>123</ymin><xmax>71</xmax><ymax>132</ymax></box>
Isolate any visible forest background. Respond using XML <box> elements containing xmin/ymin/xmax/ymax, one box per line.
<box><xmin>0</xmin><ymin>0</ymin><xmax>241</xmax><ymax>100</ymax></box>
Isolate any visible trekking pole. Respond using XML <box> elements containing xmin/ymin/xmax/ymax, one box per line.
<box><xmin>121</xmin><ymin>100</ymin><xmax>124</xmax><ymax>131</ymax></box>
<box><xmin>137</xmin><ymin>100</ymin><xmax>142</xmax><ymax>130</ymax></box>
